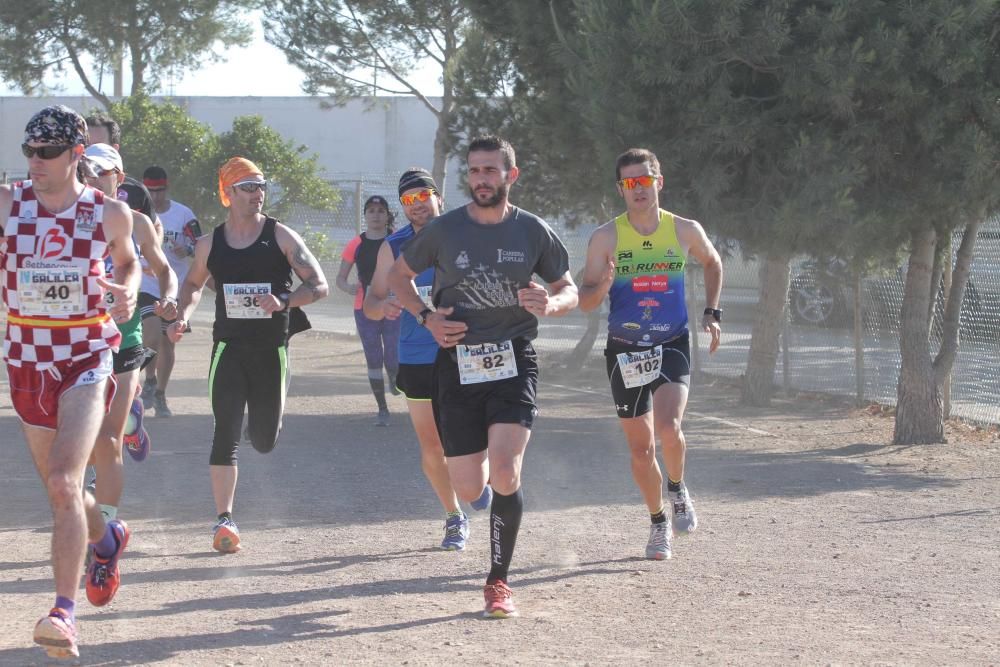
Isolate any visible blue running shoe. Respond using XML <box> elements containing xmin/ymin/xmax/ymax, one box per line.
<box><xmin>470</xmin><ymin>484</ymin><xmax>493</xmax><ymax>512</ymax></box>
<box><xmin>440</xmin><ymin>513</ymin><xmax>469</xmax><ymax>551</ymax></box>
<box><xmin>123</xmin><ymin>398</ymin><xmax>150</xmax><ymax>462</ymax></box>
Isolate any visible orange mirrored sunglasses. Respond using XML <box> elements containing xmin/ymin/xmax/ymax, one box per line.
<box><xmin>618</xmin><ymin>174</ymin><xmax>658</xmax><ymax>190</ymax></box>
<box><xmin>399</xmin><ymin>188</ymin><xmax>436</xmax><ymax>206</ymax></box>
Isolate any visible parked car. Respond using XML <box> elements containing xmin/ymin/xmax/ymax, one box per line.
<box><xmin>788</xmin><ymin>223</ymin><xmax>1000</xmax><ymax>338</ymax></box>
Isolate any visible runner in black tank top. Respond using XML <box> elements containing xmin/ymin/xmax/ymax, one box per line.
<box><xmin>168</xmin><ymin>157</ymin><xmax>329</xmax><ymax>555</ymax></box>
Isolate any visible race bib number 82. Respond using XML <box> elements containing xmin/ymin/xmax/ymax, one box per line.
<box><xmin>457</xmin><ymin>340</ymin><xmax>517</xmax><ymax>385</ymax></box>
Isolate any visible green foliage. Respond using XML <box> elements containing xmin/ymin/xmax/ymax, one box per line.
<box><xmin>462</xmin><ymin>0</ymin><xmax>1000</xmax><ymax>260</ymax></box>
<box><xmin>108</xmin><ymin>95</ymin><xmax>339</xmax><ymax>230</ymax></box>
<box><xmin>0</xmin><ymin>1</ymin><xmax>251</xmax><ymax>107</ymax></box>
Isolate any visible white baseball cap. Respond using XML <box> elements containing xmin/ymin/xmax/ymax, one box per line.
<box><xmin>83</xmin><ymin>142</ymin><xmax>123</xmax><ymax>173</ymax></box>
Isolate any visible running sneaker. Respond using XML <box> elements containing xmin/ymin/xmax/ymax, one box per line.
<box><xmin>483</xmin><ymin>580</ymin><xmax>518</xmax><ymax>618</ymax></box>
<box><xmin>669</xmin><ymin>484</ymin><xmax>698</xmax><ymax>534</ymax></box>
<box><xmin>140</xmin><ymin>380</ymin><xmax>155</xmax><ymax>410</ymax></box>
<box><xmin>440</xmin><ymin>513</ymin><xmax>470</xmax><ymax>551</ymax></box>
<box><xmin>645</xmin><ymin>521</ymin><xmax>672</xmax><ymax>560</ymax></box>
<box><xmin>86</xmin><ymin>519</ymin><xmax>131</xmax><ymax>607</ymax></box>
<box><xmin>33</xmin><ymin>608</ymin><xmax>78</xmax><ymax>659</ymax></box>
<box><xmin>470</xmin><ymin>484</ymin><xmax>493</xmax><ymax>512</ymax></box>
<box><xmin>212</xmin><ymin>516</ymin><xmax>241</xmax><ymax>554</ymax></box>
<box><xmin>122</xmin><ymin>397</ymin><xmax>151</xmax><ymax>462</ymax></box>
<box><xmin>375</xmin><ymin>408</ymin><xmax>390</xmax><ymax>427</ymax></box>
<box><xmin>153</xmin><ymin>392</ymin><xmax>173</xmax><ymax>418</ymax></box>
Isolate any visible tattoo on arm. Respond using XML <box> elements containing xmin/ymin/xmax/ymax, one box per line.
<box><xmin>292</xmin><ymin>242</ymin><xmax>325</xmax><ymax>303</ymax></box>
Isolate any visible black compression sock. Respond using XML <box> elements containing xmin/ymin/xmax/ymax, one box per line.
<box><xmin>667</xmin><ymin>478</ymin><xmax>683</xmax><ymax>493</ymax></box>
<box><xmin>488</xmin><ymin>488</ymin><xmax>523</xmax><ymax>583</ymax></box>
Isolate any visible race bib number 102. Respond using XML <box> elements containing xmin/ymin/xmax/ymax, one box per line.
<box><xmin>616</xmin><ymin>346</ymin><xmax>663</xmax><ymax>389</ymax></box>
<box><xmin>457</xmin><ymin>340</ymin><xmax>517</xmax><ymax>385</ymax></box>
<box><xmin>224</xmin><ymin>283</ymin><xmax>271</xmax><ymax>319</ymax></box>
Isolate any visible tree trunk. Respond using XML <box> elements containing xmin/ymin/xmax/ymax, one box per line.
<box><xmin>893</xmin><ymin>227</ymin><xmax>944</xmax><ymax>444</ymax></box>
<box><xmin>933</xmin><ymin>219</ymin><xmax>982</xmax><ymax>390</ymax></box>
<box><xmin>741</xmin><ymin>251</ymin><xmax>791</xmax><ymax>406</ymax></box>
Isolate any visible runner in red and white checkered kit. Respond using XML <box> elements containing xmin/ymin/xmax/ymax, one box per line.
<box><xmin>0</xmin><ymin>105</ymin><xmax>141</xmax><ymax>660</ymax></box>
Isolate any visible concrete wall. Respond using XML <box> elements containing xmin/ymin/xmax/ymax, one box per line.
<box><xmin>0</xmin><ymin>95</ymin><xmax>464</xmax><ymax>200</ymax></box>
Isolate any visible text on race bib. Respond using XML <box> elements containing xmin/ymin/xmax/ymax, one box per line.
<box><xmin>457</xmin><ymin>340</ymin><xmax>518</xmax><ymax>385</ymax></box>
<box><xmin>617</xmin><ymin>346</ymin><xmax>663</xmax><ymax>389</ymax></box>
<box><xmin>224</xmin><ymin>283</ymin><xmax>272</xmax><ymax>319</ymax></box>
<box><xmin>16</xmin><ymin>264</ymin><xmax>86</xmax><ymax>316</ymax></box>
<box><xmin>417</xmin><ymin>285</ymin><xmax>433</xmax><ymax>308</ymax></box>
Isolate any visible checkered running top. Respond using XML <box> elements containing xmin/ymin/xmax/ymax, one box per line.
<box><xmin>3</xmin><ymin>181</ymin><xmax>121</xmax><ymax>368</ymax></box>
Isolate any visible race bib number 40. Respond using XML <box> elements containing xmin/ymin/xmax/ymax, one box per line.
<box><xmin>457</xmin><ymin>340</ymin><xmax>517</xmax><ymax>385</ymax></box>
<box><xmin>616</xmin><ymin>346</ymin><xmax>663</xmax><ymax>389</ymax></box>
<box><xmin>16</xmin><ymin>265</ymin><xmax>86</xmax><ymax>316</ymax></box>
<box><xmin>224</xmin><ymin>283</ymin><xmax>271</xmax><ymax>319</ymax></box>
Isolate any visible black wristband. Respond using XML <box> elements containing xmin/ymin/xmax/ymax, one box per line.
<box><xmin>704</xmin><ymin>307</ymin><xmax>722</xmax><ymax>322</ymax></box>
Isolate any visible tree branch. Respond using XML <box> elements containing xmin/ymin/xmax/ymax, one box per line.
<box><xmin>63</xmin><ymin>38</ymin><xmax>111</xmax><ymax>109</ymax></box>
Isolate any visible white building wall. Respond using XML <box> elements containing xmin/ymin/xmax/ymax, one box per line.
<box><xmin>0</xmin><ymin>95</ymin><xmax>464</xmax><ymax>200</ymax></box>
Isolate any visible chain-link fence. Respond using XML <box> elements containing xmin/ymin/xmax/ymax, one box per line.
<box><xmin>281</xmin><ymin>176</ymin><xmax>1000</xmax><ymax>426</ymax></box>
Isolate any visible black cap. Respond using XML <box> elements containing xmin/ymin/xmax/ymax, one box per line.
<box><xmin>364</xmin><ymin>195</ymin><xmax>390</xmax><ymax>212</ymax></box>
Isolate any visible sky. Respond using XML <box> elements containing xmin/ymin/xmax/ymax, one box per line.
<box><xmin>0</xmin><ymin>11</ymin><xmax>442</xmax><ymax>98</ymax></box>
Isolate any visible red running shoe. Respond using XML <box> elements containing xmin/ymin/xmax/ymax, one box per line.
<box><xmin>86</xmin><ymin>519</ymin><xmax>130</xmax><ymax>607</ymax></box>
<box><xmin>483</xmin><ymin>580</ymin><xmax>519</xmax><ymax>618</ymax></box>
<box><xmin>33</xmin><ymin>607</ymin><xmax>78</xmax><ymax>658</ymax></box>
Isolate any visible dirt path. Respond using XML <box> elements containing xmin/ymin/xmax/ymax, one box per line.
<box><xmin>1</xmin><ymin>328</ymin><xmax>997</xmax><ymax>665</ymax></box>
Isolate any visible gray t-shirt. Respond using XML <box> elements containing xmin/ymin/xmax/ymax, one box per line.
<box><xmin>403</xmin><ymin>205</ymin><xmax>571</xmax><ymax>344</ymax></box>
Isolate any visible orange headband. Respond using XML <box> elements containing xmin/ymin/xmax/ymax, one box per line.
<box><xmin>218</xmin><ymin>157</ymin><xmax>263</xmax><ymax>207</ymax></box>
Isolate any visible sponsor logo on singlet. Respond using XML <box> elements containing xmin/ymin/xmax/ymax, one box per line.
<box><xmin>36</xmin><ymin>228</ymin><xmax>70</xmax><ymax>260</ymax></box>
<box><xmin>455</xmin><ymin>250</ymin><xmax>470</xmax><ymax>269</ymax></box>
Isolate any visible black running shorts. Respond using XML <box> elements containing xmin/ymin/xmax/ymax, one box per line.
<box><xmin>395</xmin><ymin>363</ymin><xmax>434</xmax><ymax>401</ymax></box>
<box><xmin>604</xmin><ymin>333</ymin><xmax>691</xmax><ymax>419</ymax></box>
<box><xmin>113</xmin><ymin>344</ymin><xmax>146</xmax><ymax>375</ymax></box>
<box><xmin>432</xmin><ymin>338</ymin><xmax>538</xmax><ymax>458</ymax></box>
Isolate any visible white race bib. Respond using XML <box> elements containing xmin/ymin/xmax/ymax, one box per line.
<box><xmin>224</xmin><ymin>283</ymin><xmax>271</xmax><ymax>319</ymax></box>
<box><xmin>16</xmin><ymin>264</ymin><xmax>86</xmax><ymax>316</ymax></box>
<box><xmin>416</xmin><ymin>285</ymin><xmax>433</xmax><ymax>308</ymax></box>
<box><xmin>616</xmin><ymin>346</ymin><xmax>663</xmax><ymax>389</ymax></box>
<box><xmin>457</xmin><ymin>340</ymin><xmax>517</xmax><ymax>385</ymax></box>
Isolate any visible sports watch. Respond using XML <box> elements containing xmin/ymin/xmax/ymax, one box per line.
<box><xmin>416</xmin><ymin>308</ymin><xmax>433</xmax><ymax>326</ymax></box>
<box><xmin>703</xmin><ymin>307</ymin><xmax>722</xmax><ymax>322</ymax></box>
<box><xmin>277</xmin><ymin>292</ymin><xmax>291</xmax><ymax>310</ymax></box>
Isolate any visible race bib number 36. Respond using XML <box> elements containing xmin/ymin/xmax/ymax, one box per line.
<box><xmin>17</xmin><ymin>265</ymin><xmax>86</xmax><ymax>316</ymax></box>
<box><xmin>457</xmin><ymin>340</ymin><xmax>517</xmax><ymax>385</ymax></box>
<box><xmin>616</xmin><ymin>346</ymin><xmax>663</xmax><ymax>389</ymax></box>
<box><xmin>224</xmin><ymin>283</ymin><xmax>271</xmax><ymax>319</ymax></box>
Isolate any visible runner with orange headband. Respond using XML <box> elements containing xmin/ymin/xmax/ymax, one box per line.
<box><xmin>168</xmin><ymin>156</ymin><xmax>329</xmax><ymax>554</ymax></box>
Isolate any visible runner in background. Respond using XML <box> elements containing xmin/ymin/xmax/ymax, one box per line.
<box><xmin>364</xmin><ymin>168</ymin><xmax>492</xmax><ymax>551</ymax></box>
<box><xmin>139</xmin><ymin>165</ymin><xmax>200</xmax><ymax>418</ymax></box>
<box><xmin>337</xmin><ymin>195</ymin><xmax>400</xmax><ymax>426</ymax></box>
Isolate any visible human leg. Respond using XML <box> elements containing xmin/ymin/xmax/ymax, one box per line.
<box><xmin>355</xmin><ymin>309</ymin><xmax>389</xmax><ymax>420</ymax></box>
<box><xmin>382</xmin><ymin>316</ymin><xmax>401</xmax><ymax>395</ymax></box>
<box><xmin>93</xmin><ymin>368</ymin><xmax>139</xmax><ymax>518</ymax></box>
<box><xmin>245</xmin><ymin>345</ymin><xmax>288</xmax><ymax>454</ymax></box>
<box><xmin>407</xmin><ymin>400</ymin><xmax>460</xmax><ymax>513</ymax></box>
<box><xmin>208</xmin><ymin>342</ymin><xmax>247</xmax><ymax>551</ymax></box>
<box><xmin>138</xmin><ymin>294</ymin><xmax>161</xmax><ymax>403</ymax></box>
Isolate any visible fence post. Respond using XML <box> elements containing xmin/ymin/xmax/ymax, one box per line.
<box><xmin>354</xmin><ymin>180</ymin><xmax>363</xmax><ymax>236</ymax></box>
<box><xmin>853</xmin><ymin>269</ymin><xmax>865</xmax><ymax>407</ymax></box>
<box><xmin>781</xmin><ymin>302</ymin><xmax>791</xmax><ymax>396</ymax></box>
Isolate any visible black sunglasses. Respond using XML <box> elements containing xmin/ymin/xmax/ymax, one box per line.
<box><xmin>22</xmin><ymin>143</ymin><xmax>74</xmax><ymax>160</ymax></box>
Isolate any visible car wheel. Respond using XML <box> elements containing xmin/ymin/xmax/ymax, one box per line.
<box><xmin>789</xmin><ymin>279</ymin><xmax>842</xmax><ymax>326</ymax></box>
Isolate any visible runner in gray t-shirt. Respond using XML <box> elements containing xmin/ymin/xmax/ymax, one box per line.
<box><xmin>389</xmin><ymin>135</ymin><xmax>578</xmax><ymax>619</ymax></box>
